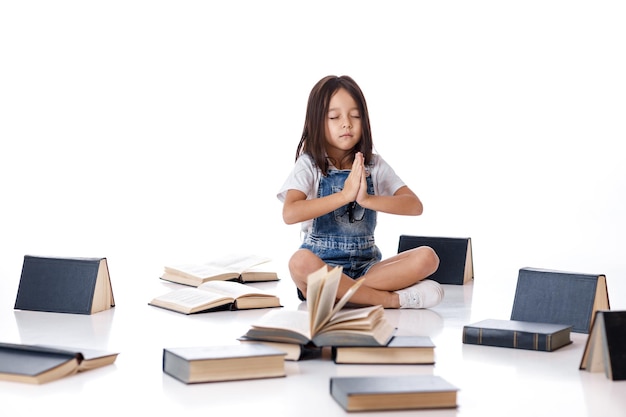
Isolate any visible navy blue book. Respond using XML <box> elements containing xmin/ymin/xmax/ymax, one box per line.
<box><xmin>580</xmin><ymin>310</ymin><xmax>626</xmax><ymax>380</ymax></box>
<box><xmin>462</xmin><ymin>319</ymin><xmax>572</xmax><ymax>352</ymax></box>
<box><xmin>14</xmin><ymin>255</ymin><xmax>115</xmax><ymax>315</ymax></box>
<box><xmin>510</xmin><ymin>267</ymin><xmax>609</xmax><ymax>334</ymax></box>
<box><xmin>398</xmin><ymin>235</ymin><xmax>473</xmax><ymax>285</ymax></box>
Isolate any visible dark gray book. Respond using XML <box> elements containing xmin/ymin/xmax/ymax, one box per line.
<box><xmin>0</xmin><ymin>342</ymin><xmax>118</xmax><ymax>384</ymax></box>
<box><xmin>510</xmin><ymin>267</ymin><xmax>610</xmax><ymax>333</ymax></box>
<box><xmin>14</xmin><ymin>255</ymin><xmax>115</xmax><ymax>315</ymax></box>
<box><xmin>331</xmin><ymin>335</ymin><xmax>435</xmax><ymax>364</ymax></box>
<box><xmin>397</xmin><ymin>235</ymin><xmax>473</xmax><ymax>285</ymax></box>
<box><xmin>330</xmin><ymin>374</ymin><xmax>458</xmax><ymax>411</ymax></box>
<box><xmin>580</xmin><ymin>310</ymin><xmax>626</xmax><ymax>380</ymax></box>
<box><xmin>162</xmin><ymin>344</ymin><xmax>286</xmax><ymax>384</ymax></box>
<box><xmin>462</xmin><ymin>319</ymin><xmax>572</xmax><ymax>351</ymax></box>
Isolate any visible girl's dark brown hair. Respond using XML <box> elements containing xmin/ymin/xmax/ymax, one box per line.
<box><xmin>295</xmin><ymin>75</ymin><xmax>373</xmax><ymax>175</ymax></box>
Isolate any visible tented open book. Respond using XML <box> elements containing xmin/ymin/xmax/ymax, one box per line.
<box><xmin>242</xmin><ymin>265</ymin><xmax>395</xmax><ymax>347</ymax></box>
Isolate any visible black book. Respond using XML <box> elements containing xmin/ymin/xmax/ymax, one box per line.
<box><xmin>580</xmin><ymin>310</ymin><xmax>626</xmax><ymax>380</ymax></box>
<box><xmin>462</xmin><ymin>319</ymin><xmax>572</xmax><ymax>351</ymax></box>
<box><xmin>510</xmin><ymin>267</ymin><xmax>610</xmax><ymax>333</ymax></box>
<box><xmin>330</xmin><ymin>374</ymin><xmax>458</xmax><ymax>412</ymax></box>
<box><xmin>14</xmin><ymin>255</ymin><xmax>115</xmax><ymax>315</ymax></box>
<box><xmin>397</xmin><ymin>235</ymin><xmax>473</xmax><ymax>285</ymax></box>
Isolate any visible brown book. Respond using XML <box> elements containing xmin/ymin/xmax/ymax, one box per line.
<box><xmin>332</xmin><ymin>335</ymin><xmax>435</xmax><ymax>364</ymax></box>
<box><xmin>242</xmin><ymin>265</ymin><xmax>395</xmax><ymax>347</ymax></box>
<box><xmin>162</xmin><ymin>344</ymin><xmax>286</xmax><ymax>384</ymax></box>
<box><xmin>160</xmin><ymin>254</ymin><xmax>279</xmax><ymax>286</ymax></box>
<box><xmin>149</xmin><ymin>280</ymin><xmax>281</xmax><ymax>314</ymax></box>
<box><xmin>330</xmin><ymin>374</ymin><xmax>458</xmax><ymax>411</ymax></box>
<box><xmin>0</xmin><ymin>343</ymin><xmax>119</xmax><ymax>384</ymax></box>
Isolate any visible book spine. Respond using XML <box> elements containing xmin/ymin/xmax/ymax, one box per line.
<box><xmin>463</xmin><ymin>327</ymin><xmax>552</xmax><ymax>351</ymax></box>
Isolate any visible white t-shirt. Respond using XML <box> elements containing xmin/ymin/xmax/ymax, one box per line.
<box><xmin>277</xmin><ymin>153</ymin><xmax>406</xmax><ymax>234</ymax></box>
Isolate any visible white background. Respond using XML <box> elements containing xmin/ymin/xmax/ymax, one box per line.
<box><xmin>1</xmin><ymin>1</ymin><xmax>625</xmax><ymax>309</ymax></box>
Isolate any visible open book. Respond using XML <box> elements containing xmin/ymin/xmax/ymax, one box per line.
<box><xmin>160</xmin><ymin>254</ymin><xmax>279</xmax><ymax>286</ymax></box>
<box><xmin>0</xmin><ymin>342</ymin><xmax>119</xmax><ymax>384</ymax></box>
<box><xmin>149</xmin><ymin>280</ymin><xmax>282</xmax><ymax>314</ymax></box>
<box><xmin>242</xmin><ymin>265</ymin><xmax>395</xmax><ymax>347</ymax></box>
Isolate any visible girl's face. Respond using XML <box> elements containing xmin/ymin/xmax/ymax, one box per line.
<box><xmin>324</xmin><ymin>88</ymin><xmax>362</xmax><ymax>158</ymax></box>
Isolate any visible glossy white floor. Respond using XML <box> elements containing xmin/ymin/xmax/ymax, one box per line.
<box><xmin>1</xmin><ymin>256</ymin><xmax>625</xmax><ymax>417</ymax></box>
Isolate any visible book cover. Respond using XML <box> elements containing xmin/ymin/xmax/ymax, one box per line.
<box><xmin>580</xmin><ymin>310</ymin><xmax>626</xmax><ymax>380</ymax></box>
<box><xmin>162</xmin><ymin>344</ymin><xmax>286</xmax><ymax>384</ymax></box>
<box><xmin>331</xmin><ymin>335</ymin><xmax>435</xmax><ymax>364</ymax></box>
<box><xmin>14</xmin><ymin>255</ymin><xmax>115</xmax><ymax>315</ymax></box>
<box><xmin>330</xmin><ymin>374</ymin><xmax>458</xmax><ymax>411</ymax></box>
<box><xmin>510</xmin><ymin>267</ymin><xmax>610</xmax><ymax>333</ymax></box>
<box><xmin>397</xmin><ymin>235</ymin><xmax>473</xmax><ymax>285</ymax></box>
<box><xmin>462</xmin><ymin>319</ymin><xmax>572</xmax><ymax>351</ymax></box>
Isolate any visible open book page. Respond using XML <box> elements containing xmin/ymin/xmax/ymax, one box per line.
<box><xmin>249</xmin><ymin>309</ymin><xmax>311</xmax><ymax>342</ymax></box>
<box><xmin>328</xmin><ymin>278</ymin><xmax>365</xmax><ymax>318</ymax></box>
<box><xmin>164</xmin><ymin>263</ymin><xmax>236</xmax><ymax>279</ymax></box>
<box><xmin>322</xmin><ymin>305</ymin><xmax>384</xmax><ymax>332</ymax></box>
<box><xmin>308</xmin><ymin>266</ymin><xmax>342</xmax><ymax>335</ymax></box>
<box><xmin>152</xmin><ymin>287</ymin><xmax>230</xmax><ymax>308</ymax></box>
<box><xmin>206</xmin><ymin>254</ymin><xmax>271</xmax><ymax>271</ymax></box>
<box><xmin>197</xmin><ymin>281</ymin><xmax>274</xmax><ymax>298</ymax></box>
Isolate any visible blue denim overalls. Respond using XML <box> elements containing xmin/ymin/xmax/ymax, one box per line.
<box><xmin>298</xmin><ymin>168</ymin><xmax>382</xmax><ymax>300</ymax></box>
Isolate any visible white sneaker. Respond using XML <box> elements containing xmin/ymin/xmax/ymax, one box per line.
<box><xmin>395</xmin><ymin>279</ymin><xmax>444</xmax><ymax>309</ymax></box>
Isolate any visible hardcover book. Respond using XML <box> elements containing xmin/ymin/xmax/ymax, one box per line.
<box><xmin>0</xmin><ymin>342</ymin><xmax>119</xmax><ymax>384</ymax></box>
<box><xmin>162</xmin><ymin>344</ymin><xmax>286</xmax><ymax>384</ymax></box>
<box><xmin>237</xmin><ymin>338</ymin><xmax>322</xmax><ymax>361</ymax></box>
<box><xmin>397</xmin><ymin>235</ymin><xmax>473</xmax><ymax>285</ymax></box>
<box><xmin>160</xmin><ymin>253</ymin><xmax>278</xmax><ymax>287</ymax></box>
<box><xmin>331</xmin><ymin>335</ymin><xmax>435</xmax><ymax>364</ymax></box>
<box><xmin>330</xmin><ymin>374</ymin><xmax>458</xmax><ymax>411</ymax></box>
<box><xmin>242</xmin><ymin>265</ymin><xmax>395</xmax><ymax>347</ymax></box>
<box><xmin>510</xmin><ymin>267</ymin><xmax>610</xmax><ymax>333</ymax></box>
<box><xmin>580</xmin><ymin>310</ymin><xmax>626</xmax><ymax>380</ymax></box>
<box><xmin>148</xmin><ymin>280</ymin><xmax>281</xmax><ymax>314</ymax></box>
<box><xmin>14</xmin><ymin>255</ymin><xmax>115</xmax><ymax>315</ymax></box>
<box><xmin>462</xmin><ymin>319</ymin><xmax>572</xmax><ymax>351</ymax></box>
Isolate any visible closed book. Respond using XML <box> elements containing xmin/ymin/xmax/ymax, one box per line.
<box><xmin>462</xmin><ymin>319</ymin><xmax>572</xmax><ymax>351</ymax></box>
<box><xmin>14</xmin><ymin>255</ymin><xmax>115</xmax><ymax>315</ymax></box>
<box><xmin>510</xmin><ymin>267</ymin><xmax>610</xmax><ymax>333</ymax></box>
<box><xmin>398</xmin><ymin>235</ymin><xmax>473</xmax><ymax>285</ymax></box>
<box><xmin>580</xmin><ymin>310</ymin><xmax>626</xmax><ymax>380</ymax></box>
<box><xmin>162</xmin><ymin>344</ymin><xmax>286</xmax><ymax>384</ymax></box>
<box><xmin>330</xmin><ymin>374</ymin><xmax>458</xmax><ymax>412</ymax></box>
<box><xmin>332</xmin><ymin>335</ymin><xmax>435</xmax><ymax>364</ymax></box>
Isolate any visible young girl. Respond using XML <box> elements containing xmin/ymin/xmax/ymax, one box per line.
<box><xmin>277</xmin><ymin>75</ymin><xmax>444</xmax><ymax>309</ymax></box>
